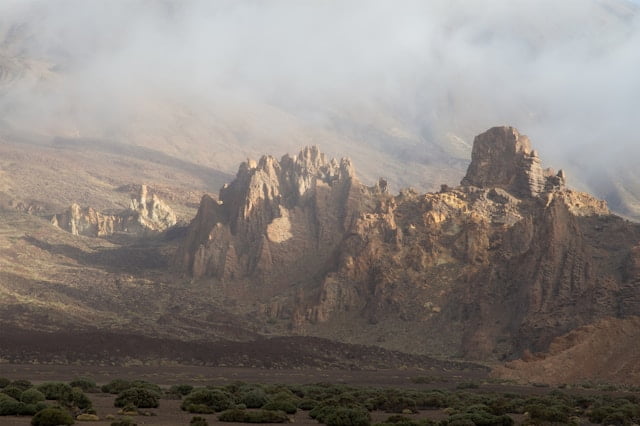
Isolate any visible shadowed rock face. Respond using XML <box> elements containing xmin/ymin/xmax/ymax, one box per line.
<box><xmin>51</xmin><ymin>184</ymin><xmax>176</xmax><ymax>237</ymax></box>
<box><xmin>177</xmin><ymin>127</ymin><xmax>640</xmax><ymax>361</ymax></box>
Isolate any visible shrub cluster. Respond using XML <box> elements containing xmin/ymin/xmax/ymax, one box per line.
<box><xmin>218</xmin><ymin>407</ymin><xmax>290</xmax><ymax>423</ymax></box>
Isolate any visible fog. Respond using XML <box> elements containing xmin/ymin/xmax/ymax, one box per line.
<box><xmin>1</xmin><ymin>0</ymin><xmax>639</xmax><ymax>195</ymax></box>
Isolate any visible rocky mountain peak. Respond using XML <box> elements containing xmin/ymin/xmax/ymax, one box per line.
<box><xmin>461</xmin><ymin>126</ymin><xmax>566</xmax><ymax>198</ymax></box>
<box><xmin>177</xmin><ymin>145</ymin><xmax>365</xmax><ymax>282</ymax></box>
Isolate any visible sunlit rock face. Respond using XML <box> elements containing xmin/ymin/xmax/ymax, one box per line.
<box><xmin>176</xmin><ymin>146</ymin><xmax>374</xmax><ymax>291</ymax></box>
<box><xmin>51</xmin><ymin>184</ymin><xmax>177</xmax><ymax>237</ymax></box>
<box><xmin>177</xmin><ymin>128</ymin><xmax>640</xmax><ymax>362</ymax></box>
<box><xmin>461</xmin><ymin>126</ymin><xmax>566</xmax><ymax>198</ymax></box>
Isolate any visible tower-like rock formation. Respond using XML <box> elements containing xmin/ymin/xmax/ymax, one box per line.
<box><xmin>461</xmin><ymin>126</ymin><xmax>566</xmax><ymax>197</ymax></box>
<box><xmin>176</xmin><ymin>146</ymin><xmax>373</xmax><ymax>294</ymax></box>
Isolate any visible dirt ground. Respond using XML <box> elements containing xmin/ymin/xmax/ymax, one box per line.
<box><xmin>0</xmin><ymin>362</ymin><xmax>487</xmax><ymax>389</ymax></box>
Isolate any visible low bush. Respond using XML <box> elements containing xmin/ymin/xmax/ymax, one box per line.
<box><xmin>69</xmin><ymin>388</ymin><xmax>93</xmax><ymax>410</ymax></box>
<box><xmin>11</xmin><ymin>379</ymin><xmax>33</xmax><ymax>391</ymax></box>
<box><xmin>190</xmin><ymin>416</ymin><xmax>209</xmax><ymax>426</ymax></box>
<box><xmin>69</xmin><ymin>378</ymin><xmax>97</xmax><ymax>393</ymax></box>
<box><xmin>169</xmin><ymin>384</ymin><xmax>194</xmax><ymax>396</ymax></box>
<box><xmin>186</xmin><ymin>403</ymin><xmax>214</xmax><ymax>414</ymax></box>
<box><xmin>102</xmin><ymin>380</ymin><xmax>161</xmax><ymax>396</ymax></box>
<box><xmin>375</xmin><ymin>415</ymin><xmax>437</xmax><ymax>426</ymax></box>
<box><xmin>0</xmin><ymin>378</ymin><xmax>10</xmax><ymax>389</ymax></box>
<box><xmin>242</xmin><ymin>388</ymin><xmax>268</xmax><ymax>408</ymax></box>
<box><xmin>218</xmin><ymin>408</ymin><xmax>289</xmax><ymax>423</ymax></box>
<box><xmin>325</xmin><ymin>407</ymin><xmax>371</xmax><ymax>426</ymax></box>
<box><xmin>263</xmin><ymin>399</ymin><xmax>297</xmax><ymax>414</ymax></box>
<box><xmin>298</xmin><ymin>398</ymin><xmax>318</xmax><ymax>410</ymax></box>
<box><xmin>115</xmin><ymin>387</ymin><xmax>159</xmax><ymax>409</ymax></box>
<box><xmin>21</xmin><ymin>388</ymin><xmax>46</xmax><ymax>404</ymax></box>
<box><xmin>524</xmin><ymin>403</ymin><xmax>570</xmax><ymax>423</ymax></box>
<box><xmin>1</xmin><ymin>385</ymin><xmax>24</xmax><ymax>400</ymax></box>
<box><xmin>30</xmin><ymin>407</ymin><xmax>74</xmax><ymax>426</ymax></box>
<box><xmin>37</xmin><ymin>382</ymin><xmax>73</xmax><ymax>400</ymax></box>
<box><xmin>181</xmin><ymin>389</ymin><xmax>233</xmax><ymax>413</ymax></box>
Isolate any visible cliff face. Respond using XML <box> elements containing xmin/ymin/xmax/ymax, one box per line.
<box><xmin>177</xmin><ymin>127</ymin><xmax>640</xmax><ymax>360</ymax></box>
<box><xmin>51</xmin><ymin>184</ymin><xmax>177</xmax><ymax>237</ymax></box>
<box><xmin>176</xmin><ymin>146</ymin><xmax>379</xmax><ymax>296</ymax></box>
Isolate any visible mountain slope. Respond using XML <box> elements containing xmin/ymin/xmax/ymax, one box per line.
<box><xmin>177</xmin><ymin>126</ymin><xmax>640</xmax><ymax>360</ymax></box>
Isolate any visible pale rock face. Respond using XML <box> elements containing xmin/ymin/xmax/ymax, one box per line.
<box><xmin>51</xmin><ymin>184</ymin><xmax>177</xmax><ymax>237</ymax></box>
<box><xmin>177</xmin><ymin>131</ymin><xmax>637</xmax><ymax>361</ymax></box>
<box><xmin>177</xmin><ymin>146</ymin><xmax>366</xmax><ymax>286</ymax></box>
<box><xmin>461</xmin><ymin>126</ymin><xmax>566</xmax><ymax>198</ymax></box>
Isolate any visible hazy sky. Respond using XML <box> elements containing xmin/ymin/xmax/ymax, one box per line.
<box><xmin>1</xmin><ymin>0</ymin><xmax>639</xmax><ymax>191</ymax></box>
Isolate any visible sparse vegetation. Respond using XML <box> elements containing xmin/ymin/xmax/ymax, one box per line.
<box><xmin>181</xmin><ymin>388</ymin><xmax>233</xmax><ymax>413</ymax></box>
<box><xmin>114</xmin><ymin>387</ymin><xmax>160</xmax><ymax>409</ymax></box>
<box><xmin>30</xmin><ymin>407</ymin><xmax>75</xmax><ymax>426</ymax></box>
<box><xmin>190</xmin><ymin>416</ymin><xmax>209</xmax><ymax>426</ymax></box>
<box><xmin>3</xmin><ymin>374</ymin><xmax>640</xmax><ymax>425</ymax></box>
<box><xmin>218</xmin><ymin>407</ymin><xmax>290</xmax><ymax>423</ymax></box>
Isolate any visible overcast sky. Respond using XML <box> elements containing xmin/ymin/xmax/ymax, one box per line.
<box><xmin>1</xmin><ymin>0</ymin><xmax>639</xmax><ymax>191</ymax></box>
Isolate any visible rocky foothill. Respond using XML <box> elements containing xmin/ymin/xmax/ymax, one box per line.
<box><xmin>51</xmin><ymin>184</ymin><xmax>177</xmax><ymax>237</ymax></box>
<box><xmin>176</xmin><ymin>126</ymin><xmax>640</xmax><ymax>361</ymax></box>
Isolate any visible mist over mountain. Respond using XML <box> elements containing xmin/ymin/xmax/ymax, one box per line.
<box><xmin>1</xmin><ymin>0</ymin><xmax>639</xmax><ymax>213</ymax></box>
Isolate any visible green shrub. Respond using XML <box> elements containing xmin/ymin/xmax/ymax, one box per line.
<box><xmin>181</xmin><ymin>389</ymin><xmax>233</xmax><ymax>412</ymax></box>
<box><xmin>102</xmin><ymin>380</ymin><xmax>133</xmax><ymax>394</ymax></box>
<box><xmin>21</xmin><ymin>388</ymin><xmax>46</xmax><ymax>404</ymax></box>
<box><xmin>217</xmin><ymin>408</ymin><xmax>289</xmax><ymax>423</ymax></box>
<box><xmin>22</xmin><ymin>402</ymin><xmax>48</xmax><ymax>416</ymax></box>
<box><xmin>37</xmin><ymin>382</ymin><xmax>73</xmax><ymax>400</ymax></box>
<box><xmin>376</xmin><ymin>415</ymin><xmax>437</xmax><ymax>426</ymax></box>
<box><xmin>298</xmin><ymin>398</ymin><xmax>318</xmax><ymax>410</ymax></box>
<box><xmin>441</xmin><ymin>410</ymin><xmax>514</xmax><ymax>426</ymax></box>
<box><xmin>70</xmin><ymin>388</ymin><xmax>93</xmax><ymax>410</ymax></box>
<box><xmin>1</xmin><ymin>385</ymin><xmax>23</xmax><ymax>400</ymax></box>
<box><xmin>325</xmin><ymin>407</ymin><xmax>371</xmax><ymax>426</ymax></box>
<box><xmin>30</xmin><ymin>407</ymin><xmax>74</xmax><ymax>426</ymax></box>
<box><xmin>11</xmin><ymin>379</ymin><xmax>33</xmax><ymax>391</ymax></box>
<box><xmin>0</xmin><ymin>378</ymin><xmax>10</xmax><ymax>389</ymax></box>
<box><xmin>524</xmin><ymin>403</ymin><xmax>570</xmax><ymax>423</ymax></box>
<box><xmin>190</xmin><ymin>416</ymin><xmax>209</xmax><ymax>426</ymax></box>
<box><xmin>69</xmin><ymin>378</ymin><xmax>97</xmax><ymax>392</ymax></box>
<box><xmin>170</xmin><ymin>384</ymin><xmax>194</xmax><ymax>396</ymax></box>
<box><xmin>0</xmin><ymin>394</ymin><xmax>21</xmax><ymax>416</ymax></box>
<box><xmin>114</xmin><ymin>387</ymin><xmax>159</xmax><ymax>408</ymax></box>
<box><xmin>186</xmin><ymin>403</ymin><xmax>214</xmax><ymax>414</ymax></box>
<box><xmin>263</xmin><ymin>399</ymin><xmax>297</xmax><ymax>414</ymax></box>
<box><xmin>242</xmin><ymin>388</ymin><xmax>268</xmax><ymax>408</ymax></box>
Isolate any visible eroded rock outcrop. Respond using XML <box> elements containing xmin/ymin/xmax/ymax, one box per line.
<box><xmin>176</xmin><ymin>146</ymin><xmax>376</xmax><ymax>292</ymax></box>
<box><xmin>461</xmin><ymin>126</ymin><xmax>566</xmax><ymax>198</ymax></box>
<box><xmin>178</xmin><ymin>128</ymin><xmax>640</xmax><ymax>361</ymax></box>
<box><xmin>51</xmin><ymin>185</ymin><xmax>177</xmax><ymax>237</ymax></box>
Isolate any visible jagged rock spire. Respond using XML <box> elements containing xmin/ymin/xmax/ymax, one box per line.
<box><xmin>461</xmin><ymin>126</ymin><xmax>565</xmax><ymax>198</ymax></box>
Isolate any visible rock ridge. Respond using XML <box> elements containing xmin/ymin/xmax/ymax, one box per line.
<box><xmin>51</xmin><ymin>184</ymin><xmax>177</xmax><ymax>237</ymax></box>
<box><xmin>176</xmin><ymin>128</ymin><xmax>640</xmax><ymax>362</ymax></box>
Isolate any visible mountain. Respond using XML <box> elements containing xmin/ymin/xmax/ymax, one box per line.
<box><xmin>176</xmin><ymin>126</ymin><xmax>640</xmax><ymax>361</ymax></box>
<box><xmin>3</xmin><ymin>123</ymin><xmax>640</xmax><ymax>383</ymax></box>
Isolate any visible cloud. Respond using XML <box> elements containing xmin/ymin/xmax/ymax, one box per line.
<box><xmin>0</xmin><ymin>0</ymin><xmax>639</xmax><ymax>191</ymax></box>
